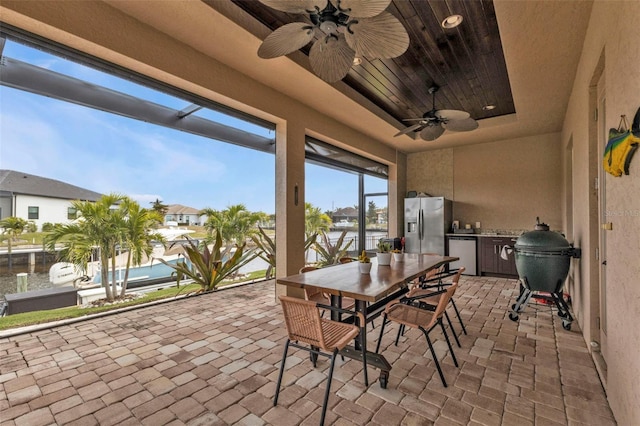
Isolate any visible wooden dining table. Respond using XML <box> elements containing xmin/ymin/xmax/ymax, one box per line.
<box><xmin>276</xmin><ymin>253</ymin><xmax>459</xmax><ymax>388</ymax></box>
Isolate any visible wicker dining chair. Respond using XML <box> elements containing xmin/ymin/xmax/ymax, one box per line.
<box><xmin>275</xmin><ymin>296</ymin><xmax>368</xmax><ymax>425</ymax></box>
<box><xmin>300</xmin><ymin>266</ymin><xmax>355</xmax><ymax>310</ymax></box>
<box><xmin>409</xmin><ymin>267</ymin><xmax>467</xmax><ymax>346</ymax></box>
<box><xmin>375</xmin><ymin>283</ymin><xmax>460</xmax><ymax>387</ymax></box>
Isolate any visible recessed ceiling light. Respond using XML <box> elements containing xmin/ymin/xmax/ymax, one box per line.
<box><xmin>482</xmin><ymin>104</ymin><xmax>496</xmax><ymax>111</ymax></box>
<box><xmin>441</xmin><ymin>15</ymin><xmax>463</xmax><ymax>29</ymax></box>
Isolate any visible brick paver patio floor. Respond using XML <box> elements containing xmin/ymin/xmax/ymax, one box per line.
<box><xmin>0</xmin><ymin>276</ymin><xmax>616</xmax><ymax>425</ymax></box>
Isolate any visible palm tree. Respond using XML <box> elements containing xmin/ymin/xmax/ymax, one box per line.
<box><xmin>46</xmin><ymin>194</ymin><xmax>125</xmax><ymax>301</ymax></box>
<box><xmin>304</xmin><ymin>202</ymin><xmax>332</xmax><ymax>261</ymax></box>
<box><xmin>150</xmin><ymin>198</ymin><xmax>169</xmax><ymax>217</ymax></box>
<box><xmin>0</xmin><ymin>216</ymin><xmax>28</xmax><ymax>268</ymax></box>
<box><xmin>200</xmin><ymin>204</ymin><xmax>265</xmax><ymax>246</ymax></box>
<box><xmin>305</xmin><ymin>203</ymin><xmax>332</xmax><ymax>238</ymax></box>
<box><xmin>45</xmin><ymin>194</ymin><xmax>161</xmax><ymax>301</ymax></box>
<box><xmin>119</xmin><ymin>198</ymin><xmax>164</xmax><ymax>296</ymax></box>
<box><xmin>0</xmin><ymin>216</ymin><xmax>28</xmax><ymax>241</ymax></box>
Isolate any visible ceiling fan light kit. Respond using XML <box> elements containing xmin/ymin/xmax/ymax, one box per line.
<box><xmin>396</xmin><ymin>85</ymin><xmax>479</xmax><ymax>141</ymax></box>
<box><xmin>257</xmin><ymin>0</ymin><xmax>409</xmax><ymax>82</ymax></box>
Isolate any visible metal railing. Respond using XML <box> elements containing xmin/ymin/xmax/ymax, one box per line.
<box><xmin>307</xmin><ymin>232</ymin><xmax>388</xmax><ymax>263</ymax></box>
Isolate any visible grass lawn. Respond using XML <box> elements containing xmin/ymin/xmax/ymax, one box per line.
<box><xmin>0</xmin><ymin>269</ymin><xmax>268</xmax><ymax>331</ymax></box>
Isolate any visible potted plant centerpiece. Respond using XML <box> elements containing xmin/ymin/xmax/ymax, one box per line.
<box><xmin>376</xmin><ymin>239</ymin><xmax>392</xmax><ymax>266</ymax></box>
<box><xmin>358</xmin><ymin>250</ymin><xmax>372</xmax><ymax>274</ymax></box>
<box><xmin>392</xmin><ymin>248</ymin><xmax>404</xmax><ymax>262</ymax></box>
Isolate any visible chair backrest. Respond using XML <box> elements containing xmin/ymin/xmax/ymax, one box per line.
<box><xmin>426</xmin><ymin>283</ymin><xmax>459</xmax><ymax>328</ymax></box>
<box><xmin>299</xmin><ymin>266</ymin><xmax>328</xmax><ymax>303</ymax></box>
<box><xmin>449</xmin><ymin>267</ymin><xmax>465</xmax><ymax>295</ymax></box>
<box><xmin>279</xmin><ymin>295</ymin><xmax>326</xmax><ymax>348</ymax></box>
<box><xmin>452</xmin><ymin>267</ymin><xmax>465</xmax><ymax>283</ymax></box>
<box><xmin>422</xmin><ymin>253</ymin><xmax>444</xmax><ymax>279</ymax></box>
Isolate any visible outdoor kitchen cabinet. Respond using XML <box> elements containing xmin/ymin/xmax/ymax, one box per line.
<box><xmin>480</xmin><ymin>236</ymin><xmax>518</xmax><ymax>277</ymax></box>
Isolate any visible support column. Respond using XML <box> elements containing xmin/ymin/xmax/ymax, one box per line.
<box><xmin>275</xmin><ymin>120</ymin><xmax>306</xmax><ymax>299</ymax></box>
<box><xmin>388</xmin><ymin>152</ymin><xmax>407</xmax><ymax>238</ymax></box>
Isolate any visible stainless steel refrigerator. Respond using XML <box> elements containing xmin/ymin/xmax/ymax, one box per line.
<box><xmin>404</xmin><ymin>197</ymin><xmax>452</xmax><ymax>255</ymax></box>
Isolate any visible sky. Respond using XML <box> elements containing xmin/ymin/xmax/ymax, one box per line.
<box><xmin>0</xmin><ymin>39</ymin><xmax>386</xmax><ymax>215</ymax></box>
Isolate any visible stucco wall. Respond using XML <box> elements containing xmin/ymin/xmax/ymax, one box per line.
<box><xmin>406</xmin><ymin>149</ymin><xmax>454</xmax><ymax>200</ymax></box>
<box><xmin>15</xmin><ymin>195</ymin><xmax>75</xmax><ymax>230</ymax></box>
<box><xmin>453</xmin><ymin>133</ymin><xmax>562</xmax><ymax>231</ymax></box>
<box><xmin>407</xmin><ymin>133</ymin><xmax>563</xmax><ymax>233</ymax></box>
<box><xmin>561</xmin><ymin>1</ymin><xmax>640</xmax><ymax>424</ymax></box>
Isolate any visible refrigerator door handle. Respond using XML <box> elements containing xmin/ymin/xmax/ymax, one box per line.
<box><xmin>418</xmin><ymin>209</ymin><xmax>423</xmax><ymax>241</ymax></box>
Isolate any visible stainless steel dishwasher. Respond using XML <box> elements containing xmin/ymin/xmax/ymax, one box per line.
<box><xmin>448</xmin><ymin>236</ymin><xmax>477</xmax><ymax>275</ymax></box>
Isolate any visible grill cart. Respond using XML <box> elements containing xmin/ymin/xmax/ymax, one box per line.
<box><xmin>509</xmin><ymin>218</ymin><xmax>581</xmax><ymax>330</ymax></box>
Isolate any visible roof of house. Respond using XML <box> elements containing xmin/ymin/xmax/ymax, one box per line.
<box><xmin>333</xmin><ymin>207</ymin><xmax>359</xmax><ymax>217</ymax></box>
<box><xmin>0</xmin><ymin>170</ymin><xmax>103</xmax><ymax>201</ymax></box>
<box><xmin>166</xmin><ymin>204</ymin><xmax>201</xmax><ymax>215</ymax></box>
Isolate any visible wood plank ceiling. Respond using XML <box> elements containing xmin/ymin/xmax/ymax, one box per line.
<box><xmin>219</xmin><ymin>0</ymin><xmax>515</xmax><ymax>130</ymax></box>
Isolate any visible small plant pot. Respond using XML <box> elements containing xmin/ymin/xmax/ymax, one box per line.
<box><xmin>377</xmin><ymin>252</ymin><xmax>392</xmax><ymax>266</ymax></box>
<box><xmin>393</xmin><ymin>253</ymin><xmax>404</xmax><ymax>262</ymax></box>
<box><xmin>359</xmin><ymin>262</ymin><xmax>372</xmax><ymax>274</ymax></box>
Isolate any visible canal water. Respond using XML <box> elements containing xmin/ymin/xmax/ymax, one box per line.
<box><xmin>0</xmin><ymin>263</ymin><xmax>53</xmax><ymax>300</ymax></box>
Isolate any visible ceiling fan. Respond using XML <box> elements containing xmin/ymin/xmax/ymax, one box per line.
<box><xmin>395</xmin><ymin>86</ymin><xmax>479</xmax><ymax>141</ymax></box>
<box><xmin>256</xmin><ymin>0</ymin><xmax>409</xmax><ymax>83</ymax></box>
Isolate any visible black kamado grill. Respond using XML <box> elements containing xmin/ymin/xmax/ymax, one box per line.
<box><xmin>509</xmin><ymin>218</ymin><xmax>581</xmax><ymax>330</ymax></box>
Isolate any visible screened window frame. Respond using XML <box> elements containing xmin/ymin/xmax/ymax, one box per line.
<box><xmin>304</xmin><ymin>136</ymin><xmax>388</xmax><ymax>179</ymax></box>
<box><xmin>0</xmin><ymin>24</ymin><xmax>277</xmax><ymax>154</ymax></box>
<box><xmin>304</xmin><ymin>137</ymin><xmax>389</xmax><ymax>253</ymax></box>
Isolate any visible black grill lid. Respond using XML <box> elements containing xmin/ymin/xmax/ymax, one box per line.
<box><xmin>514</xmin><ymin>217</ymin><xmax>571</xmax><ymax>253</ymax></box>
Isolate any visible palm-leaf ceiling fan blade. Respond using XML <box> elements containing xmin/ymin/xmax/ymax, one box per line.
<box><xmin>334</xmin><ymin>0</ymin><xmax>391</xmax><ymax>18</ymax></box>
<box><xmin>344</xmin><ymin>12</ymin><xmax>409</xmax><ymax>59</ymax></box>
<box><xmin>420</xmin><ymin>125</ymin><xmax>445</xmax><ymax>141</ymax></box>
<box><xmin>258</xmin><ymin>0</ymin><xmax>328</xmax><ymax>14</ymax></box>
<box><xmin>309</xmin><ymin>34</ymin><xmax>355</xmax><ymax>82</ymax></box>
<box><xmin>443</xmin><ymin>117</ymin><xmax>479</xmax><ymax>132</ymax></box>
<box><xmin>403</xmin><ymin>117</ymin><xmax>432</xmax><ymax>122</ymax></box>
<box><xmin>394</xmin><ymin>123</ymin><xmax>423</xmax><ymax>137</ymax></box>
<box><xmin>435</xmin><ymin>109</ymin><xmax>470</xmax><ymax>121</ymax></box>
<box><xmin>258</xmin><ymin>23</ymin><xmax>316</xmax><ymax>59</ymax></box>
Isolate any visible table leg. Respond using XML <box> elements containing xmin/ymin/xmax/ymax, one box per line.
<box><xmin>329</xmin><ymin>294</ymin><xmax>342</xmax><ymax>321</ymax></box>
<box><xmin>354</xmin><ymin>300</ymin><xmax>367</xmax><ymax>350</ymax></box>
<box><xmin>337</xmin><ymin>299</ymin><xmax>391</xmax><ymax>389</ymax></box>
